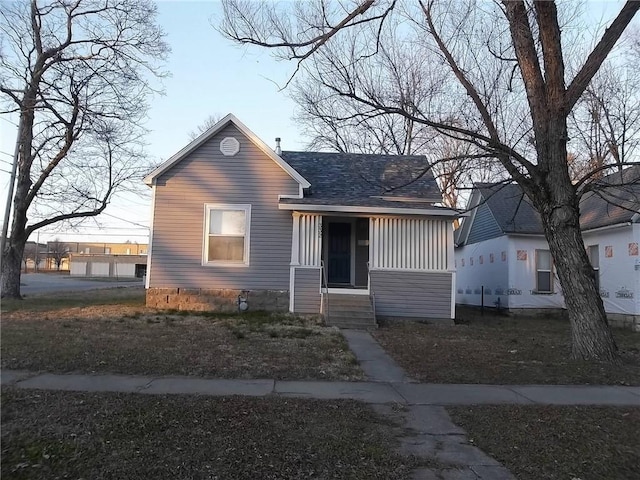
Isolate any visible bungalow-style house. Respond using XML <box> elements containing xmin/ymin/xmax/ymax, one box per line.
<box><xmin>143</xmin><ymin>114</ymin><xmax>460</xmax><ymax>326</ymax></box>
<box><xmin>455</xmin><ymin>169</ymin><xmax>640</xmax><ymax>331</ymax></box>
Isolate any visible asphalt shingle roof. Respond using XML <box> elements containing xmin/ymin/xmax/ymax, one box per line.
<box><xmin>477</xmin><ymin>166</ymin><xmax>640</xmax><ymax>234</ymax></box>
<box><xmin>478</xmin><ymin>183</ymin><xmax>543</xmax><ymax>234</ymax></box>
<box><xmin>280</xmin><ymin>151</ymin><xmax>443</xmax><ymax>209</ymax></box>
<box><xmin>579</xmin><ymin>166</ymin><xmax>640</xmax><ymax>230</ymax></box>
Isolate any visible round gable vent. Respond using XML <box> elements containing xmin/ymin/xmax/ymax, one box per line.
<box><xmin>220</xmin><ymin>137</ymin><xmax>240</xmax><ymax>156</ymax></box>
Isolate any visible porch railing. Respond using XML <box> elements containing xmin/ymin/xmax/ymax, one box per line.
<box><xmin>367</xmin><ymin>261</ymin><xmax>376</xmax><ymax>323</ymax></box>
<box><xmin>320</xmin><ymin>260</ymin><xmax>330</xmax><ymax>320</ymax></box>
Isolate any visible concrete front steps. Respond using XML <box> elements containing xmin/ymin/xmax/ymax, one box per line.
<box><xmin>325</xmin><ymin>293</ymin><xmax>377</xmax><ymax>329</ymax></box>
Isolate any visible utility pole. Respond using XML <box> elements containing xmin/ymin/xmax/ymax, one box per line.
<box><xmin>1</xmin><ymin>116</ymin><xmax>23</xmax><ymax>259</ymax></box>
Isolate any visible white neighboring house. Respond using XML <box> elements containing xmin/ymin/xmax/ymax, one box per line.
<box><xmin>455</xmin><ymin>167</ymin><xmax>640</xmax><ymax>331</ymax></box>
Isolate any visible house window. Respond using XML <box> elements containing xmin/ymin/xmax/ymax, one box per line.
<box><xmin>587</xmin><ymin>245</ymin><xmax>600</xmax><ymax>291</ymax></box>
<box><xmin>204</xmin><ymin>204</ymin><xmax>251</xmax><ymax>265</ymax></box>
<box><xmin>535</xmin><ymin>249</ymin><xmax>553</xmax><ymax>293</ymax></box>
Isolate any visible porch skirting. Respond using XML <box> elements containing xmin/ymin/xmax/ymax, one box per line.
<box><xmin>291</xmin><ymin>266</ymin><xmax>322</xmax><ymax>314</ymax></box>
<box><xmin>370</xmin><ymin>270</ymin><xmax>454</xmax><ymax>320</ymax></box>
<box><xmin>146</xmin><ymin>288</ymin><xmax>289</xmax><ymax>312</ymax></box>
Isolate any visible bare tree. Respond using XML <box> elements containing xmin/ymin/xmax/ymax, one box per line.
<box><xmin>568</xmin><ymin>58</ymin><xmax>640</xmax><ymax>179</ymax></box>
<box><xmin>290</xmin><ymin>32</ymin><xmax>502</xmax><ymax>209</ymax></box>
<box><xmin>47</xmin><ymin>238</ymin><xmax>69</xmax><ymax>271</ymax></box>
<box><xmin>187</xmin><ymin>114</ymin><xmax>223</xmax><ymax>141</ymax></box>
<box><xmin>22</xmin><ymin>242</ymin><xmax>38</xmax><ymax>272</ymax></box>
<box><xmin>0</xmin><ymin>0</ymin><xmax>169</xmax><ymax>298</ymax></box>
<box><xmin>220</xmin><ymin>0</ymin><xmax>640</xmax><ymax>361</ymax></box>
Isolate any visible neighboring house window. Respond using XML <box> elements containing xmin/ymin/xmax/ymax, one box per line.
<box><xmin>105</xmin><ymin>247</ymin><xmax>111</xmax><ymax>254</ymax></box>
<box><xmin>587</xmin><ymin>245</ymin><xmax>600</xmax><ymax>291</ymax></box>
<box><xmin>204</xmin><ymin>204</ymin><xmax>251</xmax><ymax>265</ymax></box>
<box><xmin>535</xmin><ymin>249</ymin><xmax>553</xmax><ymax>293</ymax></box>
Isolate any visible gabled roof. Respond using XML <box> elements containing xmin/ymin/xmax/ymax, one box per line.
<box><xmin>476</xmin><ymin>183</ymin><xmax>543</xmax><ymax>234</ymax></box>
<box><xmin>143</xmin><ymin>114</ymin><xmax>310</xmax><ymax>188</ymax></box>
<box><xmin>280</xmin><ymin>151</ymin><xmax>446</xmax><ymax>211</ymax></box>
<box><xmin>459</xmin><ymin>166</ymin><xmax>640</xmax><ymax>245</ymax></box>
<box><xmin>579</xmin><ymin>165</ymin><xmax>640</xmax><ymax>230</ymax></box>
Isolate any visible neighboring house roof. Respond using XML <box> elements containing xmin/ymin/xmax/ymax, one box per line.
<box><xmin>476</xmin><ymin>183</ymin><xmax>543</xmax><ymax>234</ymax></box>
<box><xmin>579</xmin><ymin>165</ymin><xmax>640</xmax><ymax>230</ymax></box>
<box><xmin>143</xmin><ymin>114</ymin><xmax>310</xmax><ymax>188</ymax></box>
<box><xmin>457</xmin><ymin>166</ymin><xmax>640</xmax><ymax>246</ymax></box>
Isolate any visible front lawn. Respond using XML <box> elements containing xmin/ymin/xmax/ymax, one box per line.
<box><xmin>448</xmin><ymin>405</ymin><xmax>640</xmax><ymax>480</ymax></box>
<box><xmin>1</xmin><ymin>290</ymin><xmax>363</xmax><ymax>381</ymax></box>
<box><xmin>374</xmin><ymin>311</ymin><xmax>640</xmax><ymax>385</ymax></box>
<box><xmin>1</xmin><ymin>388</ymin><xmax>415</xmax><ymax>480</ymax></box>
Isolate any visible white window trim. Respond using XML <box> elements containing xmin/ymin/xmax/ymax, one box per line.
<box><xmin>202</xmin><ymin>203</ymin><xmax>251</xmax><ymax>267</ymax></box>
<box><xmin>535</xmin><ymin>249</ymin><xmax>553</xmax><ymax>293</ymax></box>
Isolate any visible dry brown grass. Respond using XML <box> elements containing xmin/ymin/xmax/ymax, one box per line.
<box><xmin>1</xmin><ymin>388</ymin><xmax>417</xmax><ymax>480</ymax></box>
<box><xmin>374</xmin><ymin>310</ymin><xmax>640</xmax><ymax>385</ymax></box>
<box><xmin>1</xmin><ymin>289</ymin><xmax>363</xmax><ymax>381</ymax></box>
<box><xmin>448</xmin><ymin>405</ymin><xmax>640</xmax><ymax>480</ymax></box>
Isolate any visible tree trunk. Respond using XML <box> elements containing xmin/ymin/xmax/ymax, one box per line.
<box><xmin>1</xmin><ymin>242</ymin><xmax>25</xmax><ymax>299</ymax></box>
<box><xmin>542</xmin><ymin>216</ymin><xmax>618</xmax><ymax>361</ymax></box>
<box><xmin>535</xmin><ymin>117</ymin><xmax>619</xmax><ymax>362</ymax></box>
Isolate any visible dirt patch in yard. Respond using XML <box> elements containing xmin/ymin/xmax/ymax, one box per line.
<box><xmin>373</xmin><ymin>313</ymin><xmax>640</xmax><ymax>385</ymax></box>
<box><xmin>1</xmin><ymin>291</ymin><xmax>362</xmax><ymax>381</ymax></box>
<box><xmin>448</xmin><ymin>405</ymin><xmax>640</xmax><ymax>480</ymax></box>
<box><xmin>1</xmin><ymin>388</ymin><xmax>418</xmax><ymax>480</ymax></box>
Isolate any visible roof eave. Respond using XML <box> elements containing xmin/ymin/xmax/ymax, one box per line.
<box><xmin>278</xmin><ymin>203</ymin><xmax>466</xmax><ymax>217</ymax></box>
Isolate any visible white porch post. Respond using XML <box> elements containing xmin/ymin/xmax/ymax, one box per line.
<box><xmin>291</xmin><ymin>212</ymin><xmax>301</xmax><ymax>266</ymax></box>
<box><xmin>289</xmin><ymin>212</ymin><xmax>301</xmax><ymax>312</ymax></box>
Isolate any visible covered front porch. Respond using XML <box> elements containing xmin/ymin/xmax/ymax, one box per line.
<box><xmin>287</xmin><ymin>211</ymin><xmax>456</xmax><ymax>321</ymax></box>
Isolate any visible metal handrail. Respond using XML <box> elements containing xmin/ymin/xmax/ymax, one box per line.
<box><xmin>320</xmin><ymin>260</ymin><xmax>330</xmax><ymax>320</ymax></box>
<box><xmin>367</xmin><ymin>261</ymin><xmax>376</xmax><ymax>323</ymax></box>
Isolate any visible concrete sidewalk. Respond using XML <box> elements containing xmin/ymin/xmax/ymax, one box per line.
<box><xmin>3</xmin><ymin>370</ymin><xmax>639</xmax><ymax>406</ymax></box>
<box><xmin>4</xmin><ymin>328</ymin><xmax>638</xmax><ymax>480</ymax></box>
<box><xmin>4</xmin><ymin>370</ymin><xmax>637</xmax><ymax>480</ymax></box>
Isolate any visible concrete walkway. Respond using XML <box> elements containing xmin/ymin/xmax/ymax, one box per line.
<box><xmin>4</xmin><ymin>328</ymin><xmax>639</xmax><ymax>480</ymax></box>
<box><xmin>341</xmin><ymin>329</ymin><xmax>413</xmax><ymax>383</ymax></box>
<box><xmin>4</xmin><ymin>370</ymin><xmax>638</xmax><ymax>480</ymax></box>
<box><xmin>3</xmin><ymin>370</ymin><xmax>639</xmax><ymax>405</ymax></box>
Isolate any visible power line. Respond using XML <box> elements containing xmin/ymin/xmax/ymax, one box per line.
<box><xmin>0</xmin><ymin>150</ymin><xmax>14</xmax><ymax>158</ymax></box>
<box><xmin>102</xmin><ymin>212</ymin><xmax>149</xmax><ymax>229</ymax></box>
<box><xmin>0</xmin><ymin>168</ymin><xmax>12</xmax><ymax>174</ymax></box>
<box><xmin>37</xmin><ymin>231</ymin><xmax>149</xmax><ymax>237</ymax></box>
<box><xmin>0</xmin><ymin>116</ymin><xmax>19</xmax><ymax>127</ymax></box>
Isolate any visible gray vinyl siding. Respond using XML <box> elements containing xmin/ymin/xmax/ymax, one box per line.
<box><xmin>467</xmin><ymin>202</ymin><xmax>503</xmax><ymax>245</ymax></box>
<box><xmin>149</xmin><ymin>123</ymin><xmax>300</xmax><ymax>290</ymax></box>
<box><xmin>293</xmin><ymin>267</ymin><xmax>322</xmax><ymax>313</ymax></box>
<box><xmin>370</xmin><ymin>270</ymin><xmax>452</xmax><ymax>319</ymax></box>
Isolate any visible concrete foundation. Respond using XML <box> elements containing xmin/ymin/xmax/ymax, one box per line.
<box><xmin>457</xmin><ymin>305</ymin><xmax>639</xmax><ymax>332</ymax></box>
<box><xmin>146</xmin><ymin>288</ymin><xmax>289</xmax><ymax>312</ymax></box>
<box><xmin>607</xmin><ymin>313</ymin><xmax>640</xmax><ymax>332</ymax></box>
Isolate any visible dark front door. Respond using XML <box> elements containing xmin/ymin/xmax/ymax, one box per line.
<box><xmin>327</xmin><ymin>222</ymin><xmax>351</xmax><ymax>285</ymax></box>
